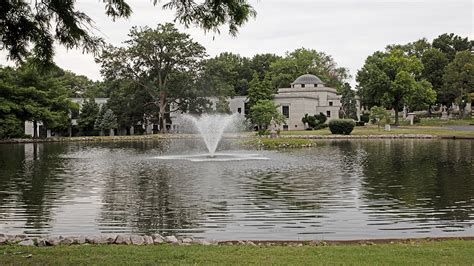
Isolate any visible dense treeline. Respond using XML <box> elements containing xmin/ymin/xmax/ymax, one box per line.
<box><xmin>1</xmin><ymin>30</ymin><xmax>472</xmax><ymax>138</ymax></box>
<box><xmin>357</xmin><ymin>33</ymin><xmax>474</xmax><ymax>124</ymax></box>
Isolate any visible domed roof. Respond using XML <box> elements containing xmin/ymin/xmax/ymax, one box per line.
<box><xmin>292</xmin><ymin>74</ymin><xmax>323</xmax><ymax>85</ymax></box>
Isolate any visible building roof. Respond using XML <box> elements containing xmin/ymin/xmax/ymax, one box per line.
<box><xmin>291</xmin><ymin>74</ymin><xmax>323</xmax><ymax>85</ymax></box>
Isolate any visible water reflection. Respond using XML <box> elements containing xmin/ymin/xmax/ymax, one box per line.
<box><xmin>0</xmin><ymin>139</ymin><xmax>472</xmax><ymax>240</ymax></box>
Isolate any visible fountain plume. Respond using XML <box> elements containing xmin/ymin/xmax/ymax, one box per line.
<box><xmin>182</xmin><ymin>113</ymin><xmax>238</xmax><ymax>156</ymax></box>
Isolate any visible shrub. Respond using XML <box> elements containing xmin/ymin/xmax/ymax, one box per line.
<box><xmin>328</xmin><ymin>119</ymin><xmax>355</xmax><ymax>135</ymax></box>
<box><xmin>355</xmin><ymin>121</ymin><xmax>365</xmax><ymax>126</ymax></box>
<box><xmin>257</xmin><ymin>129</ymin><xmax>270</xmax><ymax>136</ymax></box>
<box><xmin>413</xmin><ymin>116</ymin><xmax>421</xmax><ymax>124</ymax></box>
<box><xmin>313</xmin><ymin>124</ymin><xmax>328</xmax><ymax>130</ymax></box>
<box><xmin>360</xmin><ymin>113</ymin><xmax>370</xmax><ymax>123</ymax></box>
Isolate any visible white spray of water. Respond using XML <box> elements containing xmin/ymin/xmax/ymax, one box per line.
<box><xmin>182</xmin><ymin>113</ymin><xmax>238</xmax><ymax>157</ymax></box>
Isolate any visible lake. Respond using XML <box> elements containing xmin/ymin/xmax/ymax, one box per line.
<box><xmin>0</xmin><ymin>139</ymin><xmax>472</xmax><ymax>240</ymax></box>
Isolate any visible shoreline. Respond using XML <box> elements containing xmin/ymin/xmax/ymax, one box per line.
<box><xmin>1</xmin><ymin>233</ymin><xmax>473</xmax><ymax>247</ymax></box>
<box><xmin>1</xmin><ymin>133</ymin><xmax>473</xmax><ymax>145</ymax></box>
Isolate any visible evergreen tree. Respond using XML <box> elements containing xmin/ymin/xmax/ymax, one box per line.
<box><xmin>94</xmin><ymin>105</ymin><xmax>107</xmax><ymax>132</ymax></box>
<box><xmin>340</xmin><ymin>83</ymin><xmax>358</xmax><ymax>120</ymax></box>
<box><xmin>77</xmin><ymin>98</ymin><xmax>99</xmax><ymax>134</ymax></box>
<box><xmin>100</xmin><ymin>109</ymin><xmax>118</xmax><ymax>131</ymax></box>
<box><xmin>247</xmin><ymin>73</ymin><xmax>274</xmax><ymax>107</ymax></box>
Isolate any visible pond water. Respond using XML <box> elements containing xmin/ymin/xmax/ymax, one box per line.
<box><xmin>0</xmin><ymin>139</ymin><xmax>473</xmax><ymax>240</ymax></box>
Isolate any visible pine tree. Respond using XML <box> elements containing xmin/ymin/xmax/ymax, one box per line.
<box><xmin>100</xmin><ymin>109</ymin><xmax>118</xmax><ymax>130</ymax></box>
<box><xmin>77</xmin><ymin>98</ymin><xmax>99</xmax><ymax>134</ymax></box>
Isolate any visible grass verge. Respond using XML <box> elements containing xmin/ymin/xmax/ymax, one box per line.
<box><xmin>0</xmin><ymin>240</ymin><xmax>473</xmax><ymax>265</ymax></box>
<box><xmin>281</xmin><ymin>126</ymin><xmax>474</xmax><ymax>137</ymax></box>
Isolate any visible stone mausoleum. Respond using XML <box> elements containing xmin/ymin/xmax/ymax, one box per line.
<box><xmin>25</xmin><ymin>74</ymin><xmax>356</xmax><ymax>136</ymax></box>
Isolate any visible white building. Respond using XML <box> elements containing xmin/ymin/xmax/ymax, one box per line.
<box><xmin>25</xmin><ymin>74</ymin><xmax>356</xmax><ymax>136</ymax></box>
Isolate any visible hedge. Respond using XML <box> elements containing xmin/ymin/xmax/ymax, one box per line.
<box><xmin>328</xmin><ymin>119</ymin><xmax>356</xmax><ymax>135</ymax></box>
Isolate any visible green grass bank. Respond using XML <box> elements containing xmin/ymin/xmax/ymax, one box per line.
<box><xmin>1</xmin><ymin>240</ymin><xmax>473</xmax><ymax>265</ymax></box>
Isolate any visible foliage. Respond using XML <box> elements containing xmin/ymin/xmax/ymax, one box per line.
<box><xmin>369</xmin><ymin>106</ymin><xmax>391</xmax><ymax>130</ymax></box>
<box><xmin>249</xmin><ymin>100</ymin><xmax>285</xmax><ymax>129</ymax></box>
<box><xmin>340</xmin><ymin>83</ymin><xmax>358</xmax><ymax>120</ymax></box>
<box><xmin>215</xmin><ymin>97</ymin><xmax>231</xmax><ymax>114</ymax></box>
<box><xmin>442</xmin><ymin>51</ymin><xmax>474</xmax><ymax>117</ymax></box>
<box><xmin>302</xmin><ymin>113</ymin><xmax>327</xmax><ymax>129</ymax></box>
<box><xmin>94</xmin><ymin>106</ymin><xmax>107</xmax><ymax>131</ymax></box>
<box><xmin>97</xmin><ymin>23</ymin><xmax>207</xmax><ymax>132</ymax></box>
<box><xmin>360</xmin><ymin>113</ymin><xmax>370</xmax><ymax>123</ymax></box>
<box><xmin>0</xmin><ymin>0</ymin><xmax>254</xmax><ymax>64</ymax></box>
<box><xmin>421</xmin><ymin>48</ymin><xmax>449</xmax><ymax>103</ymax></box>
<box><xmin>0</xmin><ymin>62</ymin><xmax>76</xmax><ymax>138</ymax></box>
<box><xmin>432</xmin><ymin>33</ymin><xmax>473</xmax><ymax>61</ymax></box>
<box><xmin>247</xmin><ymin>73</ymin><xmax>275</xmax><ymax>107</ymax></box>
<box><xmin>355</xmin><ymin>121</ymin><xmax>365</xmax><ymax>126</ymax></box>
<box><xmin>199</xmin><ymin>52</ymin><xmax>250</xmax><ymax>96</ymax></box>
<box><xmin>356</xmin><ymin>48</ymin><xmax>436</xmax><ymax>124</ymax></box>
<box><xmin>77</xmin><ymin>98</ymin><xmax>100</xmax><ymax>134</ymax></box>
<box><xmin>100</xmin><ymin>109</ymin><xmax>118</xmax><ymax>130</ymax></box>
<box><xmin>269</xmin><ymin>48</ymin><xmax>350</xmax><ymax>90</ymax></box>
<box><xmin>328</xmin><ymin>119</ymin><xmax>355</xmax><ymax>135</ymax></box>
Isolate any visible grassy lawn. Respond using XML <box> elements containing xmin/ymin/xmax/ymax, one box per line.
<box><xmin>0</xmin><ymin>240</ymin><xmax>473</xmax><ymax>265</ymax></box>
<box><xmin>403</xmin><ymin>118</ymin><xmax>474</xmax><ymax>127</ymax></box>
<box><xmin>280</xmin><ymin>126</ymin><xmax>474</xmax><ymax>137</ymax></box>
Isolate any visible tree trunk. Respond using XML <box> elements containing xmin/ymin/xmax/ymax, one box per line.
<box><xmin>33</xmin><ymin>120</ymin><xmax>38</xmax><ymax>139</ymax></box>
<box><xmin>159</xmin><ymin>91</ymin><xmax>167</xmax><ymax>133</ymax></box>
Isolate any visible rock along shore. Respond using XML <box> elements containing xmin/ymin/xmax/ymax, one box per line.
<box><xmin>0</xmin><ymin>234</ymin><xmax>473</xmax><ymax>247</ymax></box>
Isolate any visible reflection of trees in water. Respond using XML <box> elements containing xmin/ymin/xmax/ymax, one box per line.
<box><xmin>361</xmin><ymin>140</ymin><xmax>474</xmax><ymax>223</ymax></box>
<box><xmin>248</xmin><ymin>141</ymin><xmax>366</xmax><ymax>212</ymax></box>
<box><xmin>0</xmin><ymin>143</ymin><xmax>69</xmax><ymax>234</ymax></box>
<box><xmin>98</xmin><ymin>165</ymin><xmax>203</xmax><ymax>235</ymax></box>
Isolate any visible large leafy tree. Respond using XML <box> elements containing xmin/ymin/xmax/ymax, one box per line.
<box><xmin>97</xmin><ymin>23</ymin><xmax>207</xmax><ymax>132</ymax></box>
<box><xmin>0</xmin><ymin>62</ymin><xmax>76</xmax><ymax>138</ymax></box>
<box><xmin>249</xmin><ymin>100</ymin><xmax>285</xmax><ymax>130</ymax></box>
<box><xmin>356</xmin><ymin>49</ymin><xmax>436</xmax><ymax>125</ymax></box>
<box><xmin>432</xmin><ymin>33</ymin><xmax>473</xmax><ymax>61</ymax></box>
<box><xmin>421</xmin><ymin>48</ymin><xmax>449</xmax><ymax>104</ymax></box>
<box><xmin>442</xmin><ymin>51</ymin><xmax>474</xmax><ymax>117</ymax></box>
<box><xmin>0</xmin><ymin>0</ymin><xmax>255</xmax><ymax>64</ymax></box>
<box><xmin>269</xmin><ymin>48</ymin><xmax>350</xmax><ymax>90</ymax></box>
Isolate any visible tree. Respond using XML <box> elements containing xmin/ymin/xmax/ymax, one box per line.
<box><xmin>442</xmin><ymin>51</ymin><xmax>474</xmax><ymax>117</ymax></box>
<box><xmin>249</xmin><ymin>100</ymin><xmax>285</xmax><ymax>130</ymax></box>
<box><xmin>0</xmin><ymin>62</ymin><xmax>76</xmax><ymax>138</ymax></box>
<box><xmin>432</xmin><ymin>33</ymin><xmax>474</xmax><ymax>61</ymax></box>
<box><xmin>356</xmin><ymin>48</ymin><xmax>436</xmax><ymax>125</ymax></box>
<box><xmin>0</xmin><ymin>0</ymin><xmax>255</xmax><ymax>64</ymax></box>
<box><xmin>94</xmin><ymin>105</ymin><xmax>107</xmax><ymax>135</ymax></box>
<box><xmin>77</xmin><ymin>98</ymin><xmax>100</xmax><ymax>135</ymax></box>
<box><xmin>97</xmin><ymin>23</ymin><xmax>207</xmax><ymax>133</ymax></box>
<box><xmin>369</xmin><ymin>106</ymin><xmax>391</xmax><ymax>130</ymax></box>
<box><xmin>198</xmin><ymin>52</ymin><xmax>246</xmax><ymax>96</ymax></box>
<box><xmin>421</xmin><ymin>48</ymin><xmax>449</xmax><ymax>104</ymax></box>
<box><xmin>247</xmin><ymin>73</ymin><xmax>274</xmax><ymax>107</ymax></box>
<box><xmin>340</xmin><ymin>83</ymin><xmax>358</xmax><ymax>120</ymax></box>
<box><xmin>269</xmin><ymin>48</ymin><xmax>350</xmax><ymax>90</ymax></box>
<box><xmin>100</xmin><ymin>109</ymin><xmax>118</xmax><ymax>134</ymax></box>
<box><xmin>215</xmin><ymin>97</ymin><xmax>231</xmax><ymax>114</ymax></box>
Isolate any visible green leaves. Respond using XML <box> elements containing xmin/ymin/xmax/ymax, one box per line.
<box><xmin>249</xmin><ymin>100</ymin><xmax>285</xmax><ymax>129</ymax></box>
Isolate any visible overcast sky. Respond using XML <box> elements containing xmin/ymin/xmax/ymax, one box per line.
<box><xmin>1</xmin><ymin>0</ymin><xmax>472</xmax><ymax>86</ymax></box>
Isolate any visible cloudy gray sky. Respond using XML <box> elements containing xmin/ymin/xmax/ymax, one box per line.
<box><xmin>1</xmin><ymin>0</ymin><xmax>472</xmax><ymax>85</ymax></box>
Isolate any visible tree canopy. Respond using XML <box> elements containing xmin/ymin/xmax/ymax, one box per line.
<box><xmin>0</xmin><ymin>0</ymin><xmax>255</xmax><ymax>65</ymax></box>
<box><xmin>356</xmin><ymin>48</ymin><xmax>436</xmax><ymax>124</ymax></box>
<box><xmin>97</xmin><ymin>23</ymin><xmax>207</xmax><ymax>132</ymax></box>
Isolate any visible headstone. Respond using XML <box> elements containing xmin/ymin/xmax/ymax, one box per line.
<box><xmin>130</xmin><ymin>126</ymin><xmax>134</xmax><ymax>135</ymax></box>
<box><xmin>109</xmin><ymin>128</ymin><xmax>114</xmax><ymax>136</ymax></box>
<box><xmin>46</xmin><ymin>129</ymin><xmax>51</xmax><ymax>138</ymax></box>
<box><xmin>407</xmin><ymin>113</ymin><xmax>416</xmax><ymax>125</ymax></box>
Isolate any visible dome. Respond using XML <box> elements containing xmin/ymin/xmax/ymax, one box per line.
<box><xmin>291</xmin><ymin>74</ymin><xmax>323</xmax><ymax>85</ymax></box>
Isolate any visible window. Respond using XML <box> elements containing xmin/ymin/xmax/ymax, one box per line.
<box><xmin>326</xmin><ymin>110</ymin><xmax>331</xmax><ymax>117</ymax></box>
<box><xmin>282</xmin><ymin>106</ymin><xmax>290</xmax><ymax>118</ymax></box>
<box><xmin>329</xmin><ymin>101</ymin><xmax>333</xmax><ymax>106</ymax></box>
<box><xmin>283</xmin><ymin>125</ymin><xmax>289</xmax><ymax>131</ymax></box>
<box><xmin>301</xmin><ymin>84</ymin><xmax>305</xmax><ymax>88</ymax></box>
<box><xmin>237</xmin><ymin>107</ymin><xmax>242</xmax><ymax>114</ymax></box>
